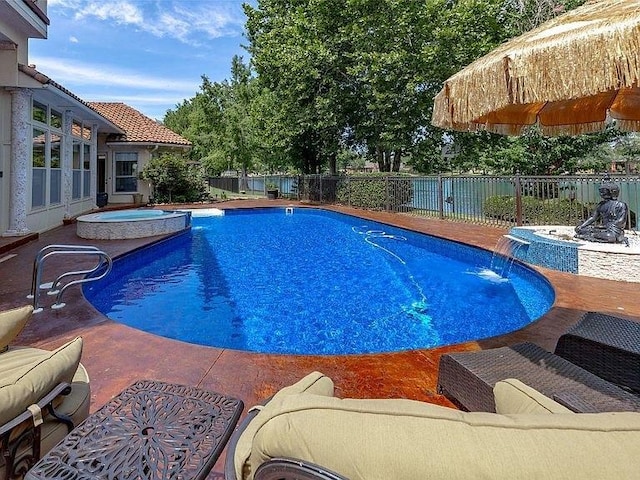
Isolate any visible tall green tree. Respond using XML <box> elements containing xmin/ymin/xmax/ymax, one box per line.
<box><xmin>245</xmin><ymin>0</ymin><xmax>352</xmax><ymax>174</ymax></box>
<box><xmin>246</xmin><ymin>0</ymin><xmax>521</xmax><ymax>173</ymax></box>
<box><xmin>217</xmin><ymin>56</ymin><xmax>261</xmax><ymax>178</ymax></box>
<box><xmin>166</xmin><ymin>56</ymin><xmax>262</xmax><ymax>176</ymax></box>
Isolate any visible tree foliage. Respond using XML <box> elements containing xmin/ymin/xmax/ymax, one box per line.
<box><xmin>164</xmin><ymin>0</ymin><xmax>633</xmax><ymax>177</ymax></box>
<box><xmin>165</xmin><ymin>56</ymin><xmax>263</xmax><ymax>176</ymax></box>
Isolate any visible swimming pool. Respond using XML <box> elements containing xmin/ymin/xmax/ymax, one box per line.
<box><xmin>83</xmin><ymin>207</ymin><xmax>554</xmax><ymax>355</ymax></box>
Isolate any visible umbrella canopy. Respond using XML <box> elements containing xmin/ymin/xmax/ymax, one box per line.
<box><xmin>431</xmin><ymin>0</ymin><xmax>640</xmax><ymax>136</ymax></box>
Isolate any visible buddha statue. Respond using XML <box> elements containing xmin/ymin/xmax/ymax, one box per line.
<box><xmin>575</xmin><ymin>177</ymin><xmax>628</xmax><ymax>244</ymax></box>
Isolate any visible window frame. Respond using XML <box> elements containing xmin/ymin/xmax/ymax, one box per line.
<box><xmin>114</xmin><ymin>152</ymin><xmax>139</xmax><ymax>193</ymax></box>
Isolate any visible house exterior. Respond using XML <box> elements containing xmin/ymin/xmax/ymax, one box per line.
<box><xmin>0</xmin><ymin>0</ymin><xmax>191</xmax><ymax>235</ymax></box>
<box><xmin>88</xmin><ymin>102</ymin><xmax>191</xmax><ymax>206</ymax></box>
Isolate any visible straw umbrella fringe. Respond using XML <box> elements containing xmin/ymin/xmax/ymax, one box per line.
<box><xmin>432</xmin><ymin>0</ymin><xmax>640</xmax><ymax>136</ymax></box>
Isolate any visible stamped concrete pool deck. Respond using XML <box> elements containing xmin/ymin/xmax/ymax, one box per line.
<box><xmin>2</xmin><ymin>199</ymin><xmax>639</xmax><ymax>477</ymax></box>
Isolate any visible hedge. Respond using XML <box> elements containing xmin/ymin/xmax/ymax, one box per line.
<box><xmin>484</xmin><ymin>195</ymin><xmax>588</xmax><ymax>225</ymax></box>
<box><xmin>336</xmin><ymin>174</ymin><xmax>414</xmax><ymax>211</ymax></box>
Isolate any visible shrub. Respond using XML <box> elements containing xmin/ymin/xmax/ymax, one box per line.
<box><xmin>484</xmin><ymin>195</ymin><xmax>588</xmax><ymax>225</ymax></box>
<box><xmin>141</xmin><ymin>153</ymin><xmax>208</xmax><ymax>203</ymax></box>
<box><xmin>336</xmin><ymin>174</ymin><xmax>413</xmax><ymax>211</ymax></box>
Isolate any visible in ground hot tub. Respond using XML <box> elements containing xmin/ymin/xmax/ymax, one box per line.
<box><xmin>77</xmin><ymin>209</ymin><xmax>191</xmax><ymax>240</ymax></box>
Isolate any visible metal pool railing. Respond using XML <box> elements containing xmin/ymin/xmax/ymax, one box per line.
<box><xmin>208</xmin><ymin>174</ymin><xmax>640</xmax><ymax>229</ymax></box>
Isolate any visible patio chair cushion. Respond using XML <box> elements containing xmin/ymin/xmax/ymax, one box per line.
<box><xmin>0</xmin><ymin>305</ymin><xmax>33</xmax><ymax>353</ymax></box>
<box><xmin>0</xmin><ymin>337</ymin><xmax>83</xmax><ymax>425</ymax></box>
<box><xmin>0</xmin><ymin>346</ymin><xmax>90</xmax><ymax>479</ymax></box>
<box><xmin>494</xmin><ymin>378</ymin><xmax>572</xmax><ymax>414</ymax></box>
<box><xmin>39</xmin><ymin>361</ymin><xmax>90</xmax><ymax>453</ymax></box>
<box><xmin>234</xmin><ymin>371</ymin><xmax>334</xmax><ymax>480</ymax></box>
<box><xmin>238</xmin><ymin>376</ymin><xmax>640</xmax><ymax>480</ymax></box>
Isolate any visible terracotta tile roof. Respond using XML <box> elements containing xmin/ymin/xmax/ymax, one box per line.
<box><xmin>88</xmin><ymin>102</ymin><xmax>191</xmax><ymax>147</ymax></box>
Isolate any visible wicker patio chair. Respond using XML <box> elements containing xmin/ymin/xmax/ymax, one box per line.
<box><xmin>555</xmin><ymin>311</ymin><xmax>640</xmax><ymax>394</ymax></box>
<box><xmin>438</xmin><ymin>342</ymin><xmax>640</xmax><ymax>413</ymax></box>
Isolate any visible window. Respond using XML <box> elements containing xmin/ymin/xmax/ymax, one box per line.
<box><xmin>115</xmin><ymin>152</ymin><xmax>138</xmax><ymax>193</ymax></box>
<box><xmin>31</xmin><ymin>128</ymin><xmax>46</xmax><ymax>208</ymax></box>
<box><xmin>72</xmin><ymin>120</ymin><xmax>82</xmax><ymax>138</ymax></box>
<box><xmin>83</xmin><ymin>144</ymin><xmax>91</xmax><ymax>197</ymax></box>
<box><xmin>50</xmin><ymin>134</ymin><xmax>61</xmax><ymax>205</ymax></box>
<box><xmin>29</xmin><ymin>100</ymin><xmax>94</xmax><ymax>209</ymax></box>
<box><xmin>50</xmin><ymin>109</ymin><xmax>62</xmax><ymax>129</ymax></box>
<box><xmin>72</xmin><ymin>142</ymin><xmax>81</xmax><ymax>199</ymax></box>
<box><xmin>82</xmin><ymin>125</ymin><xmax>92</xmax><ymax>140</ymax></box>
<box><xmin>32</xmin><ymin>101</ymin><xmax>47</xmax><ymax>124</ymax></box>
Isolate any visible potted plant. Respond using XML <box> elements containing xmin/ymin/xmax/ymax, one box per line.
<box><xmin>266</xmin><ymin>182</ymin><xmax>279</xmax><ymax>200</ymax></box>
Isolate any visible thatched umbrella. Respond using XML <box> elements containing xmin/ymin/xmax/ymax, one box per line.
<box><xmin>431</xmin><ymin>0</ymin><xmax>640</xmax><ymax>136</ymax></box>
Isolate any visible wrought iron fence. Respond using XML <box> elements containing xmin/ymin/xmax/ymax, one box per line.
<box><xmin>208</xmin><ymin>174</ymin><xmax>640</xmax><ymax>230</ymax></box>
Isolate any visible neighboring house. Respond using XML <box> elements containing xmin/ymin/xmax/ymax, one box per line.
<box><xmin>0</xmin><ymin>1</ymin><xmax>190</xmax><ymax>235</ymax></box>
<box><xmin>88</xmin><ymin>102</ymin><xmax>191</xmax><ymax>206</ymax></box>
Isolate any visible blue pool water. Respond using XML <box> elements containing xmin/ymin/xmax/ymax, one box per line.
<box><xmin>84</xmin><ymin>208</ymin><xmax>554</xmax><ymax>355</ymax></box>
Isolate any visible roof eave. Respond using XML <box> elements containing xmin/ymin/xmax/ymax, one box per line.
<box><xmin>104</xmin><ymin>141</ymin><xmax>192</xmax><ymax>149</ymax></box>
<box><xmin>18</xmin><ymin>64</ymin><xmax>124</xmax><ymax>134</ymax></box>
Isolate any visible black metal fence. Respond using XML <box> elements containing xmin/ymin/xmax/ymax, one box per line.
<box><xmin>208</xmin><ymin>174</ymin><xmax>640</xmax><ymax>229</ymax></box>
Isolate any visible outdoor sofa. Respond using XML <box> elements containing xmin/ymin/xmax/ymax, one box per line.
<box><xmin>0</xmin><ymin>305</ymin><xmax>90</xmax><ymax>480</ymax></box>
<box><xmin>224</xmin><ymin>371</ymin><xmax>640</xmax><ymax>480</ymax></box>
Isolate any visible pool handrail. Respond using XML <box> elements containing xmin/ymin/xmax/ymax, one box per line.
<box><xmin>29</xmin><ymin>245</ymin><xmax>103</xmax><ymax>299</ymax></box>
<box><xmin>29</xmin><ymin>245</ymin><xmax>112</xmax><ymax>312</ymax></box>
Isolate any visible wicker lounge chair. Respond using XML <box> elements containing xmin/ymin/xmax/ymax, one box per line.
<box><xmin>437</xmin><ymin>342</ymin><xmax>640</xmax><ymax>413</ymax></box>
<box><xmin>555</xmin><ymin>311</ymin><xmax>640</xmax><ymax>394</ymax></box>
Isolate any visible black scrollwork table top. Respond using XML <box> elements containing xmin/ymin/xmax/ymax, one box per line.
<box><xmin>26</xmin><ymin>379</ymin><xmax>244</xmax><ymax>480</ymax></box>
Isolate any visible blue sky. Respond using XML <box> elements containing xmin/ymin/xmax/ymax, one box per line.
<box><xmin>29</xmin><ymin>0</ymin><xmax>255</xmax><ymax>121</ymax></box>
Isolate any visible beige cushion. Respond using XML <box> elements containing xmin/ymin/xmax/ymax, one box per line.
<box><xmin>243</xmin><ymin>391</ymin><xmax>640</xmax><ymax>480</ymax></box>
<box><xmin>39</xmin><ymin>362</ymin><xmax>91</xmax><ymax>453</ymax></box>
<box><xmin>494</xmin><ymin>378</ymin><xmax>572</xmax><ymax>414</ymax></box>
<box><xmin>0</xmin><ymin>350</ymin><xmax>90</xmax><ymax>477</ymax></box>
<box><xmin>234</xmin><ymin>371</ymin><xmax>334</xmax><ymax>480</ymax></box>
<box><xmin>0</xmin><ymin>337</ymin><xmax>83</xmax><ymax>425</ymax></box>
<box><xmin>0</xmin><ymin>305</ymin><xmax>33</xmax><ymax>352</ymax></box>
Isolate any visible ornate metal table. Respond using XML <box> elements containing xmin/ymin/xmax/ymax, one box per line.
<box><xmin>25</xmin><ymin>380</ymin><xmax>244</xmax><ymax>480</ymax></box>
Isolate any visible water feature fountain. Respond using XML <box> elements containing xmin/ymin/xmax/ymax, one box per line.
<box><xmin>506</xmin><ymin>225</ymin><xmax>640</xmax><ymax>282</ymax></box>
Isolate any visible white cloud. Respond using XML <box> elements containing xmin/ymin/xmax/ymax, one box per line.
<box><xmin>53</xmin><ymin>0</ymin><xmax>245</xmax><ymax>46</ymax></box>
<box><xmin>74</xmin><ymin>1</ymin><xmax>144</xmax><ymax>25</ymax></box>
<box><xmin>48</xmin><ymin>0</ymin><xmax>83</xmax><ymax>7</ymax></box>
<box><xmin>69</xmin><ymin>36</ymin><xmax>79</xmax><ymax>43</ymax></box>
<box><xmin>87</xmin><ymin>92</ymin><xmax>188</xmax><ymax>105</ymax></box>
<box><xmin>30</xmin><ymin>56</ymin><xmax>199</xmax><ymax>93</ymax></box>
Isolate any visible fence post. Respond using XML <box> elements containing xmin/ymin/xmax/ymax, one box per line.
<box><xmin>437</xmin><ymin>175</ymin><xmax>444</xmax><ymax>219</ymax></box>
<box><xmin>515</xmin><ymin>173</ymin><xmax>523</xmax><ymax>226</ymax></box>
<box><xmin>385</xmin><ymin>175</ymin><xmax>390</xmax><ymax>212</ymax></box>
